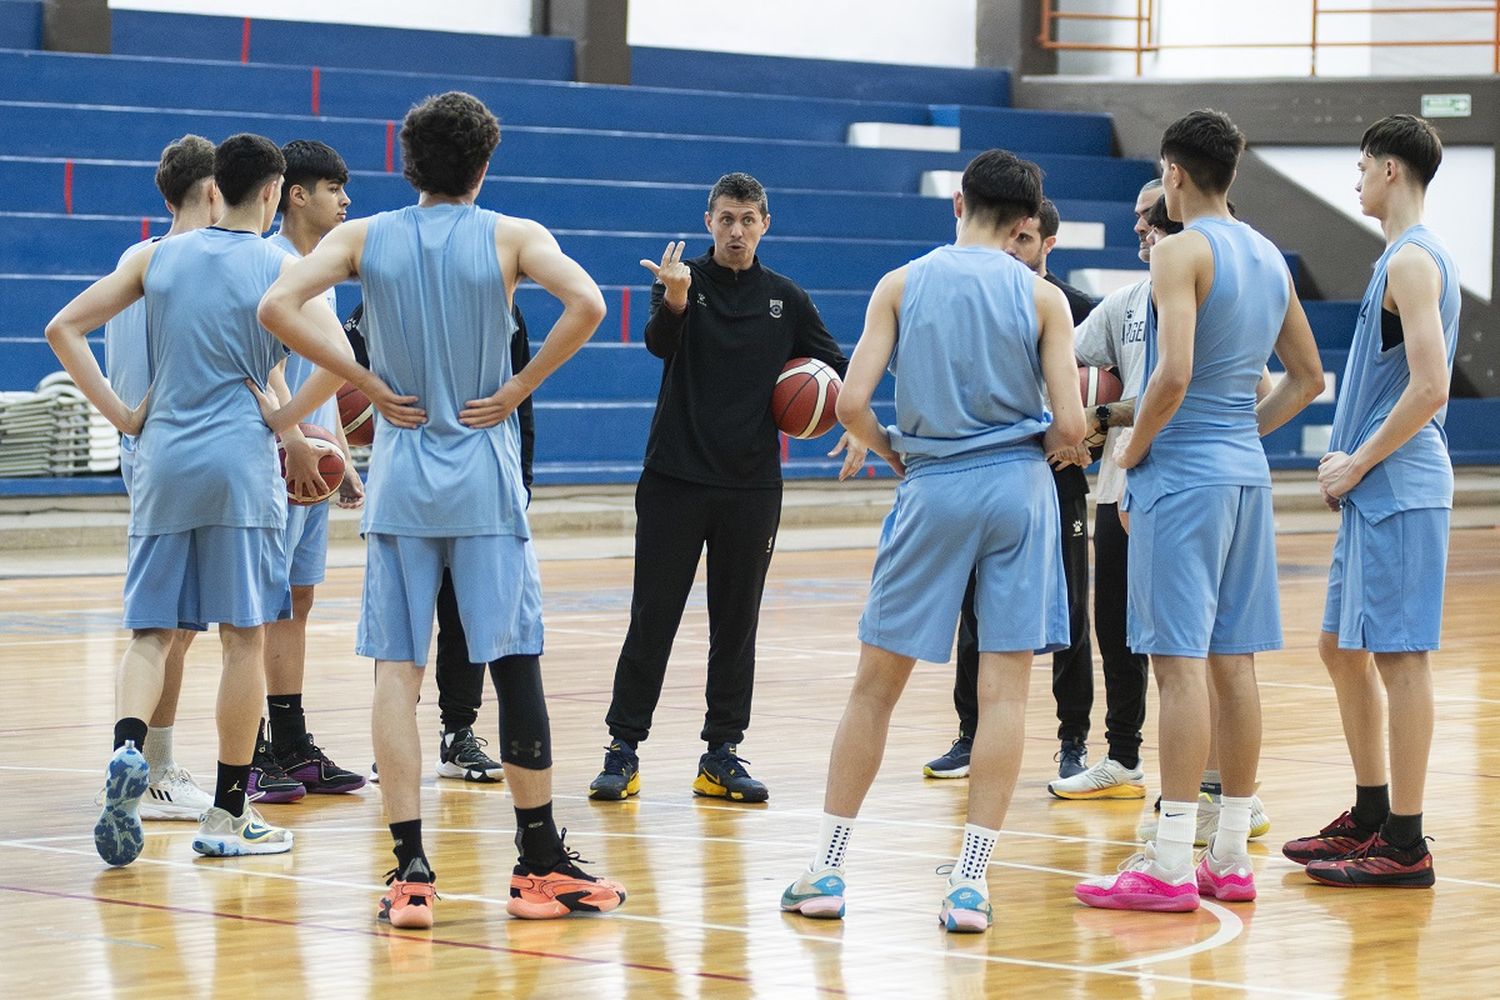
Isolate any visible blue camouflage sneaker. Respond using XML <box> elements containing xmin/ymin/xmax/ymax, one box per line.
<box><xmin>923</xmin><ymin>736</ymin><xmax>973</xmax><ymax>778</ymax></box>
<box><xmin>780</xmin><ymin>867</ymin><xmax>846</xmax><ymax>919</ymax></box>
<box><xmin>95</xmin><ymin>741</ymin><xmax>150</xmax><ymax>867</ymax></box>
<box><xmin>939</xmin><ymin>877</ymin><xmax>994</xmax><ymax>933</ymax></box>
<box><xmin>693</xmin><ymin>744</ymin><xmax>769</xmax><ymax>803</ymax></box>
<box><xmin>1056</xmin><ymin>739</ymin><xmax>1088</xmax><ymax>779</ymax></box>
<box><xmin>588</xmin><ymin>741</ymin><xmax>641</xmax><ymax>801</ymax></box>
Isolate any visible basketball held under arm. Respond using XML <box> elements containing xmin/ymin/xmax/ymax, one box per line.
<box><xmin>44</xmin><ymin>247</ymin><xmax>153</xmax><ymax>435</ymax></box>
<box><xmin>1118</xmin><ymin>234</ymin><xmax>1202</xmax><ymax>469</ymax></box>
<box><xmin>836</xmin><ymin>268</ymin><xmax>905</xmax><ymax>476</ymax></box>
<box><xmin>1257</xmin><ymin>279</ymin><xmax>1324</xmax><ymax>437</ymax></box>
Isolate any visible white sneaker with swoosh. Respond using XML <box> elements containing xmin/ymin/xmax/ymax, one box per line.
<box><xmin>192</xmin><ymin>805</ymin><xmax>294</xmax><ymax>857</ymax></box>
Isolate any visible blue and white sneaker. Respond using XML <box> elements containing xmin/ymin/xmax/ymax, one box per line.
<box><xmin>939</xmin><ymin>877</ymin><xmax>993</xmax><ymax>933</ymax></box>
<box><xmin>780</xmin><ymin>867</ymin><xmax>846</xmax><ymax>919</ymax></box>
<box><xmin>923</xmin><ymin>736</ymin><xmax>973</xmax><ymax>778</ymax></box>
<box><xmin>191</xmin><ymin>805</ymin><xmax>294</xmax><ymax>857</ymax></box>
<box><xmin>94</xmin><ymin>742</ymin><xmax>150</xmax><ymax>866</ymax></box>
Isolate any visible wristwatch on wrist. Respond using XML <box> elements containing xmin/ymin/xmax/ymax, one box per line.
<box><xmin>1095</xmin><ymin>404</ymin><xmax>1112</xmax><ymax>430</ymax></box>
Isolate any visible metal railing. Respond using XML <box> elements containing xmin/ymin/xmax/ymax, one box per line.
<box><xmin>1037</xmin><ymin>0</ymin><xmax>1500</xmax><ymax>76</ymax></box>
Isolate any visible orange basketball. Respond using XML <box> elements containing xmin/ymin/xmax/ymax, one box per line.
<box><xmin>1079</xmin><ymin>366</ymin><xmax>1125</xmax><ymax>450</ymax></box>
<box><xmin>338</xmin><ymin>382</ymin><xmax>375</xmax><ymax>447</ymax></box>
<box><xmin>773</xmin><ymin>357</ymin><xmax>842</xmax><ymax>440</ymax></box>
<box><xmin>277</xmin><ymin>423</ymin><xmax>345</xmax><ymax>506</ymax></box>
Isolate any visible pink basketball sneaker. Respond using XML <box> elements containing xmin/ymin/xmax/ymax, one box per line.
<box><xmin>1075</xmin><ymin>844</ymin><xmax>1200</xmax><ymax>912</ymax></box>
<box><xmin>1195</xmin><ymin>847</ymin><xmax>1257</xmax><ymax>901</ymax></box>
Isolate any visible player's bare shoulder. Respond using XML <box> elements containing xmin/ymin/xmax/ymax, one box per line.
<box><xmin>1031</xmin><ymin>272</ymin><xmax>1071</xmax><ymax>322</ymax></box>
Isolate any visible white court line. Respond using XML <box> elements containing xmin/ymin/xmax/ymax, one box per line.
<box><xmin>0</xmin><ymin>834</ymin><xmax>1329</xmax><ymax>998</ymax></box>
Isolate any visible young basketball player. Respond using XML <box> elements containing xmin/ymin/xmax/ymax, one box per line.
<box><xmin>781</xmin><ymin>149</ymin><xmax>1084</xmax><ymax>932</ymax></box>
<box><xmin>250</xmin><ymin>138</ymin><xmax>367</xmax><ymax>800</ymax></box>
<box><xmin>257</xmin><ymin>91</ymin><xmax>624</xmax><ymax>928</ymax></box>
<box><xmin>588</xmin><ymin>173</ymin><xmax>850</xmax><ymax>806</ymax></box>
<box><xmin>99</xmin><ymin>134</ymin><xmax>219</xmax><ymax>821</ymax></box>
<box><xmin>1282</xmin><ymin>115</ymin><xmax>1458</xmax><ymax>888</ymax></box>
<box><xmin>48</xmin><ymin>133</ymin><xmax>345</xmax><ymax>866</ymax></box>
<box><xmin>1074</xmin><ymin>110</ymin><xmax>1324</xmax><ymax>911</ymax></box>
<box><xmin>923</xmin><ymin>196</ymin><xmax>1097</xmax><ymax>784</ymax></box>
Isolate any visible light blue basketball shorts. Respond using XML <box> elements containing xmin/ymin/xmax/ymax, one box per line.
<box><xmin>284</xmin><ymin>500</ymin><xmax>330</xmax><ymax>588</ymax></box>
<box><xmin>1322</xmin><ymin>503</ymin><xmax>1449</xmax><ymax>653</ymax></box>
<box><xmin>1127</xmin><ymin>483</ymin><xmax>1282</xmax><ymax>659</ymax></box>
<box><xmin>858</xmin><ymin>452</ymin><xmax>1069</xmax><ymax>663</ymax></box>
<box><xmin>123</xmin><ymin>525</ymin><xmax>292</xmax><ymax>631</ymax></box>
<box><xmin>357</xmin><ymin>532</ymin><xmax>544</xmax><ymax>667</ymax></box>
<box><xmin>119</xmin><ymin>434</ymin><xmax>137</xmax><ymax>494</ymax></box>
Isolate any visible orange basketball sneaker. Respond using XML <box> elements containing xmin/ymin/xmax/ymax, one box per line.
<box><xmin>379</xmin><ymin>859</ymin><xmax>437</xmax><ymax>929</ymax></box>
<box><xmin>508</xmin><ymin>837</ymin><xmax>626</xmax><ymax>919</ymax></box>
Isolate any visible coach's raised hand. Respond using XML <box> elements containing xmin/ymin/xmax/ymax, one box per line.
<box><xmin>640</xmin><ymin>241</ymin><xmax>691</xmax><ymax>312</ymax></box>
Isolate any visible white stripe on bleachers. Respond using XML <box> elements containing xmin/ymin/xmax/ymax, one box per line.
<box><xmin>1300</xmin><ymin>424</ymin><xmax>1334</xmax><ymax>455</ymax></box>
<box><xmin>1067</xmin><ymin>268</ymin><xmax>1147</xmax><ymax>297</ymax></box>
<box><xmin>847</xmin><ymin>123</ymin><xmax>961</xmax><ymax>152</ymax></box>
<box><xmin>1269</xmin><ymin>370</ymin><xmax>1336</xmax><ymax>405</ymax></box>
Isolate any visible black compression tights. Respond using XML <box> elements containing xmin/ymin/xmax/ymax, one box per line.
<box><xmin>487</xmin><ymin>654</ymin><xmax>552</xmax><ymax>770</ymax></box>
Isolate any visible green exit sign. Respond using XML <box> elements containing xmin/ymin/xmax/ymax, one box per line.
<box><xmin>1420</xmin><ymin>94</ymin><xmax>1471</xmax><ymax>118</ymax></box>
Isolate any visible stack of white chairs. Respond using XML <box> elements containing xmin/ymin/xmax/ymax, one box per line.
<box><xmin>0</xmin><ymin>372</ymin><xmax>120</xmax><ymax>477</ymax></box>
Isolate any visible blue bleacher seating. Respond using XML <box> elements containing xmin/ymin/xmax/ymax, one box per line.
<box><xmin>0</xmin><ymin>1</ymin><xmax>40</xmax><ymax>50</ymax></box>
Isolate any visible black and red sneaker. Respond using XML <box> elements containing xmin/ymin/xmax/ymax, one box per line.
<box><xmin>1305</xmin><ymin>833</ymin><xmax>1435</xmax><ymax>888</ymax></box>
<box><xmin>1281</xmin><ymin>811</ymin><xmax>1376</xmax><ymax>865</ymax></box>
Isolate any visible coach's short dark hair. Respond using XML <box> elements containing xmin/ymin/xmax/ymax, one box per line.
<box><xmin>708</xmin><ymin>172</ymin><xmax>768</xmax><ymax>216</ymax></box>
<box><xmin>1146</xmin><ymin>195</ymin><xmax>1183</xmax><ymax>235</ymax></box>
<box><xmin>960</xmin><ymin>149</ymin><xmax>1043</xmax><ymax>227</ymax></box>
<box><xmin>278</xmin><ymin>139</ymin><xmax>349</xmax><ymax>213</ymax></box>
<box><xmin>1037</xmin><ymin>197</ymin><xmax>1060</xmax><ymax>240</ymax></box>
<box><xmin>155</xmin><ymin>134</ymin><xmax>215</xmax><ymax>209</ymax></box>
<box><xmin>1161</xmin><ymin>109</ymin><xmax>1245</xmax><ymax>195</ymax></box>
<box><xmin>1362</xmin><ymin>114</ymin><xmax>1442</xmax><ymax>189</ymax></box>
<box><xmin>214</xmin><ymin>133</ymin><xmax>286</xmax><ymax>207</ymax></box>
<box><xmin>400</xmin><ymin>91</ymin><xmax>499</xmax><ymax>197</ymax></box>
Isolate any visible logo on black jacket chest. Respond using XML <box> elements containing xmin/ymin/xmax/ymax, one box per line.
<box><xmin>769</xmin><ymin>299</ymin><xmax>783</xmax><ymax>319</ymax></box>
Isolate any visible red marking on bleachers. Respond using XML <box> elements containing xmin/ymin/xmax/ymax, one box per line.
<box><xmin>240</xmin><ymin>18</ymin><xmax>251</xmax><ymax>63</ymax></box>
<box><xmin>140</xmin><ymin>217</ymin><xmax>150</xmax><ymax>241</ymax></box>
<box><xmin>310</xmin><ymin>67</ymin><xmax>320</xmax><ymax>116</ymax></box>
<box><xmin>62</xmin><ymin>160</ymin><xmax>73</xmax><ymax>215</ymax></box>
<box><xmin>779</xmin><ymin>432</ymin><xmax>789</xmax><ymax>464</ymax></box>
<box><xmin>619</xmin><ymin>286</ymin><xmax>631</xmax><ymax>343</ymax></box>
<box><xmin>865</xmin><ymin>465</ymin><xmax>875</xmax><ymax>478</ymax></box>
<box><xmin>384</xmin><ymin>122</ymin><xmax>395</xmax><ymax>173</ymax></box>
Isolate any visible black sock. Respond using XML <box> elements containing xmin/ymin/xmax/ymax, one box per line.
<box><xmin>514</xmin><ymin>801</ymin><xmax>565</xmax><ymax>868</ymax></box>
<box><xmin>1351</xmin><ymin>784</ymin><xmax>1391</xmax><ymax>831</ymax></box>
<box><xmin>1199</xmin><ymin>780</ymin><xmax>1223</xmax><ymax>797</ymax></box>
<box><xmin>1381</xmin><ymin>812</ymin><xmax>1423</xmax><ymax>849</ymax></box>
<box><xmin>113</xmin><ymin>717</ymin><xmax>148</xmax><ymax>752</ymax></box>
<box><xmin>266</xmin><ymin>693</ymin><xmax>307</xmax><ymax>748</ymax></box>
<box><xmin>1112</xmin><ymin>748</ymin><xmax>1141</xmax><ymax>771</ymax></box>
<box><xmin>390</xmin><ymin>819</ymin><xmax>431</xmax><ymax>878</ymax></box>
<box><xmin>214</xmin><ymin>761</ymin><xmax>251</xmax><ymax>816</ymax></box>
<box><xmin>610</xmin><ymin>735</ymin><xmax>638</xmax><ymax>753</ymax></box>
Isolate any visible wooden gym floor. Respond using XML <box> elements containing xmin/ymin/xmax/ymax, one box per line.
<box><xmin>1</xmin><ymin>524</ymin><xmax>1497</xmax><ymax>998</ymax></box>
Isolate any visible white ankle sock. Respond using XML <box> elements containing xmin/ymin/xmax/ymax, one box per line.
<box><xmin>1155</xmin><ymin>799</ymin><xmax>1198</xmax><ymax>871</ymax></box>
<box><xmin>811</xmin><ymin>813</ymin><xmax>855</xmax><ymax>872</ymax></box>
<box><xmin>955</xmin><ymin>823</ymin><xmax>999</xmax><ymax>883</ymax></box>
<box><xmin>143</xmin><ymin>725</ymin><xmax>175</xmax><ymax>782</ymax></box>
<box><xmin>1214</xmin><ymin>795</ymin><xmax>1253</xmax><ymax>858</ymax></box>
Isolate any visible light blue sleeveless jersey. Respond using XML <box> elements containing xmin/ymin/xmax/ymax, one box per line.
<box><xmin>1329</xmin><ymin>225</ymin><xmax>1460</xmax><ymax>519</ymax></box>
<box><xmin>886</xmin><ymin>245</ymin><xmax>1050</xmax><ymax>470</ymax></box>
<box><xmin>129</xmin><ymin>227</ymin><xmax>291</xmax><ymax>535</ymax></box>
<box><xmin>357</xmin><ymin>203</ymin><xmax>526</xmax><ymax>538</ymax></box>
<box><xmin>268</xmin><ymin>230</ymin><xmax>340</xmax><ymax>435</ymax></box>
<box><xmin>104</xmin><ymin>238</ymin><xmax>158</xmax><ymax>464</ymax></box>
<box><xmin>1127</xmin><ymin>218</ymin><xmax>1290</xmax><ymax>509</ymax></box>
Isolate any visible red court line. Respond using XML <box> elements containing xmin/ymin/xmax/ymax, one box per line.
<box><xmin>62</xmin><ymin>160</ymin><xmax>73</xmax><ymax>215</ymax></box>
<box><xmin>384</xmin><ymin>121</ymin><xmax>395</xmax><ymax>173</ymax></box>
<box><xmin>779</xmin><ymin>432</ymin><xmax>790</xmax><ymax>463</ymax></box>
<box><xmin>620</xmin><ymin>286</ymin><xmax>631</xmax><ymax>342</ymax></box>
<box><xmin>0</xmin><ymin>883</ymin><xmax>840</xmax><ymax>992</ymax></box>
<box><xmin>310</xmin><ymin>67</ymin><xmax>321</xmax><ymax>116</ymax></box>
<box><xmin>240</xmin><ymin>18</ymin><xmax>251</xmax><ymax>64</ymax></box>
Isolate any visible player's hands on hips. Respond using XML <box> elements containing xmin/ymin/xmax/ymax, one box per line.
<box><xmin>1113</xmin><ymin>428</ymin><xmax>1144</xmax><ymax>470</ymax></box>
<box><xmin>337</xmin><ymin>462</ymin><xmax>365</xmax><ymax>509</ymax></box>
<box><xmin>245</xmin><ymin>378</ymin><xmax>291</xmax><ymax>433</ymax></box>
<box><xmin>1318</xmin><ymin>450</ymin><xmax>1362</xmax><ymax>506</ymax></box>
<box><xmin>118</xmin><ymin>388</ymin><xmax>151</xmax><ymax>437</ymax></box>
<box><xmin>460</xmin><ymin>378</ymin><xmax>527</xmax><ymax>429</ymax></box>
<box><xmin>828</xmin><ymin>431</ymin><xmax>869</xmax><ymax>481</ymax></box>
<box><xmin>640</xmin><ymin>241</ymin><xmax>691</xmax><ymax>311</ymax></box>
<box><xmin>362</xmin><ymin>374</ymin><xmax>425</xmax><ymax>429</ymax></box>
<box><xmin>281</xmin><ymin>434</ymin><xmax>325</xmax><ymax>501</ymax></box>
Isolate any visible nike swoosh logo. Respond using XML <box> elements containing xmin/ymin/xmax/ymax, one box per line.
<box><xmin>270</xmin><ymin>702</ymin><xmax>291</xmax><ymax>709</ymax></box>
<box><xmin>1164</xmin><ymin>813</ymin><xmax>1186</xmax><ymax>819</ymax></box>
